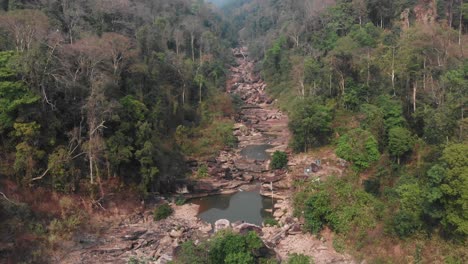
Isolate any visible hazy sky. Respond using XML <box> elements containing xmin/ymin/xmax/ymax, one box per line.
<box><xmin>206</xmin><ymin>0</ymin><xmax>235</xmax><ymax>7</ymax></box>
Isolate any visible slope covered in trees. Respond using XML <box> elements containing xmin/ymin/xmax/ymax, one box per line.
<box><xmin>0</xmin><ymin>0</ymin><xmax>237</xmax><ymax>194</ymax></box>
<box><xmin>225</xmin><ymin>0</ymin><xmax>467</xmax><ymax>262</ymax></box>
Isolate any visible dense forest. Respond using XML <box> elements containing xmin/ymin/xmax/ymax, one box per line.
<box><xmin>224</xmin><ymin>0</ymin><xmax>467</xmax><ymax>262</ymax></box>
<box><xmin>0</xmin><ymin>0</ymin><xmax>467</xmax><ymax>263</ymax></box>
<box><xmin>0</xmin><ymin>0</ymin><xmax>238</xmax><ymax>194</ymax></box>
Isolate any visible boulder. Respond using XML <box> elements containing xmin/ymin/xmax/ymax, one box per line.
<box><xmin>169</xmin><ymin>229</ymin><xmax>183</xmax><ymax>238</ymax></box>
<box><xmin>215</xmin><ymin>219</ymin><xmax>231</xmax><ymax>232</ymax></box>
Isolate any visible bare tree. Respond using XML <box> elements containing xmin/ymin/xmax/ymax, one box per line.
<box><xmin>0</xmin><ymin>9</ymin><xmax>49</xmax><ymax>52</ymax></box>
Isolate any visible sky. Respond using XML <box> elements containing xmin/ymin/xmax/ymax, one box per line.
<box><xmin>206</xmin><ymin>0</ymin><xmax>236</xmax><ymax>7</ymax></box>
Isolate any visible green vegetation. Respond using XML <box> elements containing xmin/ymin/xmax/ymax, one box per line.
<box><xmin>289</xmin><ymin>99</ymin><xmax>334</xmax><ymax>152</ymax></box>
<box><xmin>153</xmin><ymin>204</ymin><xmax>173</xmax><ymax>221</ymax></box>
<box><xmin>226</xmin><ymin>0</ymin><xmax>467</xmax><ymax>261</ymax></box>
<box><xmin>270</xmin><ymin>151</ymin><xmax>288</xmax><ymax>170</ymax></box>
<box><xmin>296</xmin><ymin>177</ymin><xmax>382</xmax><ymax>235</ymax></box>
<box><xmin>0</xmin><ymin>0</ymin><xmax>235</xmax><ymax>195</ymax></box>
<box><xmin>263</xmin><ymin>217</ymin><xmax>279</xmax><ymax>227</ymax></box>
<box><xmin>173</xmin><ymin>231</ymin><xmax>274</xmax><ymax>264</ymax></box>
<box><xmin>287</xmin><ymin>253</ymin><xmax>312</xmax><ymax>264</ymax></box>
<box><xmin>336</xmin><ymin>128</ymin><xmax>380</xmax><ymax>171</ymax></box>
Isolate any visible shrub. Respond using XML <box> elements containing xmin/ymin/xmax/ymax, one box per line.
<box><xmin>153</xmin><ymin>203</ymin><xmax>173</xmax><ymax>221</ymax></box>
<box><xmin>287</xmin><ymin>253</ymin><xmax>312</xmax><ymax>264</ymax></box>
<box><xmin>390</xmin><ymin>210</ymin><xmax>421</xmax><ymax>238</ymax></box>
<box><xmin>197</xmin><ymin>163</ymin><xmax>209</xmax><ymax>178</ymax></box>
<box><xmin>175</xmin><ymin>196</ymin><xmax>186</xmax><ymax>206</ymax></box>
<box><xmin>263</xmin><ymin>217</ymin><xmax>279</xmax><ymax>226</ymax></box>
<box><xmin>336</xmin><ymin>128</ymin><xmax>380</xmax><ymax>171</ymax></box>
<box><xmin>175</xmin><ymin>231</ymin><xmax>263</xmax><ymax>264</ymax></box>
<box><xmin>271</xmin><ymin>151</ymin><xmax>288</xmax><ymax>170</ymax></box>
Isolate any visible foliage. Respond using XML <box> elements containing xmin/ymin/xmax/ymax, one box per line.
<box><xmin>388</xmin><ymin>127</ymin><xmax>414</xmax><ymax>163</ymax></box>
<box><xmin>289</xmin><ymin>100</ymin><xmax>333</xmax><ymax>152</ymax></box>
<box><xmin>301</xmin><ymin>177</ymin><xmax>381</xmax><ymax>235</ymax></box>
<box><xmin>336</xmin><ymin>128</ymin><xmax>380</xmax><ymax>171</ymax></box>
<box><xmin>153</xmin><ymin>204</ymin><xmax>173</xmax><ymax>221</ymax></box>
<box><xmin>390</xmin><ymin>210</ymin><xmax>422</xmax><ymax>238</ymax></box>
<box><xmin>197</xmin><ymin>164</ymin><xmax>209</xmax><ymax>179</ymax></box>
<box><xmin>270</xmin><ymin>151</ymin><xmax>288</xmax><ymax>170</ymax></box>
<box><xmin>439</xmin><ymin>144</ymin><xmax>468</xmax><ymax>237</ymax></box>
<box><xmin>174</xmin><ymin>231</ymin><xmax>264</xmax><ymax>264</ymax></box>
<box><xmin>263</xmin><ymin>217</ymin><xmax>279</xmax><ymax>227</ymax></box>
<box><xmin>287</xmin><ymin>253</ymin><xmax>312</xmax><ymax>264</ymax></box>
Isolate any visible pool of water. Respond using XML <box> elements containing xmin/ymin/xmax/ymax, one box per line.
<box><xmin>190</xmin><ymin>190</ymin><xmax>274</xmax><ymax>226</ymax></box>
<box><xmin>240</xmin><ymin>144</ymin><xmax>272</xmax><ymax>161</ymax></box>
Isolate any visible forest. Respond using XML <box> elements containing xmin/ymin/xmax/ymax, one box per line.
<box><xmin>0</xmin><ymin>0</ymin><xmax>467</xmax><ymax>263</ymax></box>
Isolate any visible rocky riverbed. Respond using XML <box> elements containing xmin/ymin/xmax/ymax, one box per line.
<box><xmin>57</xmin><ymin>47</ymin><xmax>354</xmax><ymax>264</ymax></box>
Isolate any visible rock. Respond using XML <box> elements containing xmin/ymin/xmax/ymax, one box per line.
<box><xmin>273</xmin><ymin>210</ymin><xmax>285</xmax><ymax>218</ymax></box>
<box><xmin>236</xmin><ymin>223</ymin><xmax>263</xmax><ymax>235</ymax></box>
<box><xmin>243</xmin><ymin>174</ymin><xmax>254</xmax><ymax>182</ymax></box>
<box><xmin>199</xmin><ymin>223</ymin><xmax>212</xmax><ymax>233</ymax></box>
<box><xmin>215</xmin><ymin>219</ymin><xmax>231</xmax><ymax>232</ymax></box>
<box><xmin>169</xmin><ymin>229</ymin><xmax>183</xmax><ymax>238</ymax></box>
<box><xmin>156</xmin><ymin>254</ymin><xmax>173</xmax><ymax>264</ymax></box>
<box><xmin>122</xmin><ymin>229</ymin><xmax>147</xmax><ymax>241</ymax></box>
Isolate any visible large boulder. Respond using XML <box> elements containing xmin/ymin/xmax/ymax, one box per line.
<box><xmin>214</xmin><ymin>219</ymin><xmax>231</xmax><ymax>232</ymax></box>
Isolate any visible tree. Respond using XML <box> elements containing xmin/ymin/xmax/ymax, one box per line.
<box><xmin>440</xmin><ymin>143</ymin><xmax>468</xmax><ymax>237</ymax></box>
<box><xmin>0</xmin><ymin>9</ymin><xmax>49</xmax><ymax>52</ymax></box>
<box><xmin>388</xmin><ymin>127</ymin><xmax>414</xmax><ymax>164</ymax></box>
<box><xmin>336</xmin><ymin>128</ymin><xmax>380</xmax><ymax>171</ymax></box>
<box><xmin>0</xmin><ymin>51</ymin><xmax>39</xmax><ymax>134</ymax></box>
<box><xmin>289</xmin><ymin>100</ymin><xmax>333</xmax><ymax>152</ymax></box>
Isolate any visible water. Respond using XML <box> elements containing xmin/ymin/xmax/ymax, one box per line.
<box><xmin>191</xmin><ymin>190</ymin><xmax>274</xmax><ymax>226</ymax></box>
<box><xmin>240</xmin><ymin>144</ymin><xmax>272</xmax><ymax>161</ymax></box>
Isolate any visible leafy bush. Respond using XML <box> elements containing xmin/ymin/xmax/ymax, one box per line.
<box><xmin>271</xmin><ymin>151</ymin><xmax>288</xmax><ymax>169</ymax></box>
<box><xmin>174</xmin><ymin>231</ymin><xmax>264</xmax><ymax>264</ymax></box>
<box><xmin>197</xmin><ymin>163</ymin><xmax>209</xmax><ymax>178</ymax></box>
<box><xmin>300</xmin><ymin>177</ymin><xmax>381</xmax><ymax>235</ymax></box>
<box><xmin>263</xmin><ymin>217</ymin><xmax>279</xmax><ymax>226</ymax></box>
<box><xmin>175</xmin><ymin>196</ymin><xmax>187</xmax><ymax>206</ymax></box>
<box><xmin>304</xmin><ymin>191</ymin><xmax>332</xmax><ymax>234</ymax></box>
<box><xmin>287</xmin><ymin>253</ymin><xmax>312</xmax><ymax>264</ymax></box>
<box><xmin>336</xmin><ymin>128</ymin><xmax>380</xmax><ymax>171</ymax></box>
<box><xmin>153</xmin><ymin>203</ymin><xmax>173</xmax><ymax>221</ymax></box>
<box><xmin>390</xmin><ymin>210</ymin><xmax>421</xmax><ymax>238</ymax></box>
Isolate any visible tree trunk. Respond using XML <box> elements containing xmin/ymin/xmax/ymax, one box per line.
<box><xmin>459</xmin><ymin>0</ymin><xmax>463</xmax><ymax>46</ymax></box>
<box><xmin>191</xmin><ymin>33</ymin><xmax>195</xmax><ymax>62</ymax></box>
<box><xmin>199</xmin><ymin>82</ymin><xmax>202</xmax><ymax>104</ymax></box>
<box><xmin>413</xmin><ymin>80</ymin><xmax>417</xmax><ymax>112</ymax></box>
<box><xmin>391</xmin><ymin>47</ymin><xmax>396</xmax><ymax>96</ymax></box>
<box><xmin>367</xmin><ymin>48</ymin><xmax>370</xmax><ymax>87</ymax></box>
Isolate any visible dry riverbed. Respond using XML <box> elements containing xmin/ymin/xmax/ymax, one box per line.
<box><xmin>57</xmin><ymin>47</ymin><xmax>354</xmax><ymax>264</ymax></box>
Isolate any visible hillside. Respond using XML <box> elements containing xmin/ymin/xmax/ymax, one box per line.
<box><xmin>0</xmin><ymin>0</ymin><xmax>467</xmax><ymax>263</ymax></box>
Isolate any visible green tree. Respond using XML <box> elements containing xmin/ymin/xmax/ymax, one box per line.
<box><xmin>289</xmin><ymin>100</ymin><xmax>333</xmax><ymax>152</ymax></box>
<box><xmin>388</xmin><ymin>127</ymin><xmax>414</xmax><ymax>164</ymax></box>
<box><xmin>0</xmin><ymin>51</ymin><xmax>39</xmax><ymax>133</ymax></box>
<box><xmin>440</xmin><ymin>144</ymin><xmax>468</xmax><ymax>237</ymax></box>
<box><xmin>336</xmin><ymin>128</ymin><xmax>380</xmax><ymax>171</ymax></box>
<box><xmin>271</xmin><ymin>151</ymin><xmax>288</xmax><ymax>170</ymax></box>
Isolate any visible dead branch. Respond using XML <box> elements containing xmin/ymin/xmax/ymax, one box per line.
<box><xmin>30</xmin><ymin>167</ymin><xmax>51</xmax><ymax>182</ymax></box>
<box><xmin>90</xmin><ymin>121</ymin><xmax>107</xmax><ymax>135</ymax></box>
<box><xmin>0</xmin><ymin>192</ymin><xmax>17</xmax><ymax>205</ymax></box>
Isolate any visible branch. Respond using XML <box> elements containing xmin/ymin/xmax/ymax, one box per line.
<box><xmin>30</xmin><ymin>167</ymin><xmax>51</xmax><ymax>182</ymax></box>
<box><xmin>0</xmin><ymin>192</ymin><xmax>17</xmax><ymax>205</ymax></box>
<box><xmin>90</xmin><ymin>121</ymin><xmax>107</xmax><ymax>135</ymax></box>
